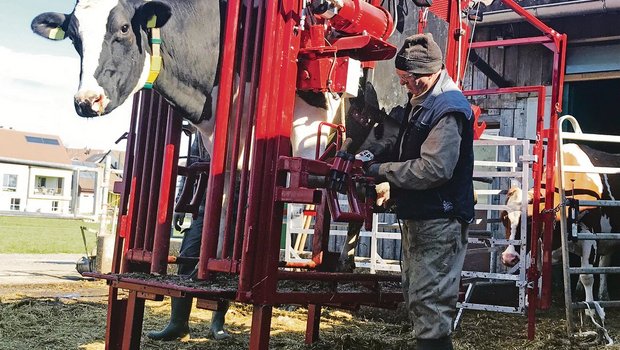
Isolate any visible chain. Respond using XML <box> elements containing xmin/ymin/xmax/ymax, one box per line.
<box><xmin>541</xmin><ymin>198</ymin><xmax>571</xmax><ymax>215</ymax></box>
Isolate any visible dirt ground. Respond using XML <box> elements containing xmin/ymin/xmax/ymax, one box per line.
<box><xmin>1</xmin><ymin>280</ymin><xmax>620</xmax><ymax>350</ymax></box>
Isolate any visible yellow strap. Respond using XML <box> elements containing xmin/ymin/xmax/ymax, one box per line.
<box><xmin>146</xmin><ymin>15</ymin><xmax>157</xmax><ymax>29</ymax></box>
<box><xmin>48</xmin><ymin>27</ymin><xmax>65</xmax><ymax>40</ymax></box>
<box><xmin>144</xmin><ymin>24</ymin><xmax>162</xmax><ymax>89</ymax></box>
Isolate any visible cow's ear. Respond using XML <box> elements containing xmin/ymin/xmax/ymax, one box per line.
<box><xmin>137</xmin><ymin>1</ymin><xmax>172</xmax><ymax>29</ymax></box>
<box><xmin>31</xmin><ymin>12</ymin><xmax>69</xmax><ymax>41</ymax></box>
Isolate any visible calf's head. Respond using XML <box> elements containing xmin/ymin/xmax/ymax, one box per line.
<box><xmin>500</xmin><ymin>186</ymin><xmax>536</xmax><ymax>267</ymax></box>
<box><xmin>31</xmin><ymin>0</ymin><xmax>171</xmax><ymax>117</ymax></box>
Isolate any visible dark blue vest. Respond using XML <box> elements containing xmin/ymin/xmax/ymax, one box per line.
<box><xmin>392</xmin><ymin>73</ymin><xmax>475</xmax><ymax>222</ymax></box>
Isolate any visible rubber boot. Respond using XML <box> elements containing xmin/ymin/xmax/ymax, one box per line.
<box><xmin>416</xmin><ymin>336</ymin><xmax>454</xmax><ymax>350</ymax></box>
<box><xmin>147</xmin><ymin>297</ymin><xmax>192</xmax><ymax>341</ymax></box>
<box><xmin>209</xmin><ymin>301</ymin><xmax>230</xmax><ymax>340</ymax></box>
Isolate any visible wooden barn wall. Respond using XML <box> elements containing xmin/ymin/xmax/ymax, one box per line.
<box><xmin>462</xmin><ymin>25</ymin><xmax>554</xmax><ymax>140</ymax></box>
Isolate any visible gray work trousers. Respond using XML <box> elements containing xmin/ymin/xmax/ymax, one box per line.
<box><xmin>401</xmin><ymin>218</ymin><xmax>468</xmax><ymax>340</ymax></box>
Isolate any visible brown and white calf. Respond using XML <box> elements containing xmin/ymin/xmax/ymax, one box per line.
<box><xmin>501</xmin><ymin>143</ymin><xmax>620</xmax><ymax>304</ymax></box>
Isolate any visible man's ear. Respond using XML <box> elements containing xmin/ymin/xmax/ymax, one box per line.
<box><xmin>31</xmin><ymin>12</ymin><xmax>70</xmax><ymax>40</ymax></box>
<box><xmin>137</xmin><ymin>1</ymin><xmax>172</xmax><ymax>29</ymax></box>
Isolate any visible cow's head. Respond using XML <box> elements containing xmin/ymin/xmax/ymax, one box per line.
<box><xmin>31</xmin><ymin>0</ymin><xmax>171</xmax><ymax>117</ymax></box>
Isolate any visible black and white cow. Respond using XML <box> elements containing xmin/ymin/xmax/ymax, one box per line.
<box><xmin>32</xmin><ymin>0</ymin><xmax>359</xmax><ymax>156</ymax></box>
<box><xmin>501</xmin><ymin>144</ymin><xmax>620</xmax><ymax>312</ymax></box>
<box><xmin>32</xmin><ymin>0</ymin><xmax>382</xmax><ymax>269</ymax></box>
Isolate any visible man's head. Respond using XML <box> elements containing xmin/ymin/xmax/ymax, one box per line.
<box><xmin>395</xmin><ymin>33</ymin><xmax>443</xmax><ymax>97</ymax></box>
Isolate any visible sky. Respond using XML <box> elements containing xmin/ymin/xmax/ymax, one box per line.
<box><xmin>0</xmin><ymin>0</ymin><xmax>132</xmax><ymax>151</ymax></box>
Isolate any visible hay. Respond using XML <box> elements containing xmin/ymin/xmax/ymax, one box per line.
<box><xmin>1</xmin><ymin>282</ymin><xmax>619</xmax><ymax>349</ymax></box>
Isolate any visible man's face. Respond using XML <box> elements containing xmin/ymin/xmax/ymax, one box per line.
<box><xmin>396</xmin><ymin>69</ymin><xmax>439</xmax><ymax>97</ymax></box>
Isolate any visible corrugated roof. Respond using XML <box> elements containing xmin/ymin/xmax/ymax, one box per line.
<box><xmin>0</xmin><ymin>128</ymin><xmax>71</xmax><ymax>165</ymax></box>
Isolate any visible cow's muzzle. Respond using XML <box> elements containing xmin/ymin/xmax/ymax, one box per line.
<box><xmin>501</xmin><ymin>250</ymin><xmax>520</xmax><ymax>267</ymax></box>
<box><xmin>74</xmin><ymin>90</ymin><xmax>110</xmax><ymax>117</ymax></box>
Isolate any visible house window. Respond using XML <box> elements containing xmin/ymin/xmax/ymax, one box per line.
<box><xmin>25</xmin><ymin>136</ymin><xmax>60</xmax><ymax>145</ymax></box>
<box><xmin>35</xmin><ymin>176</ymin><xmax>63</xmax><ymax>195</ymax></box>
<box><xmin>2</xmin><ymin>174</ymin><xmax>17</xmax><ymax>192</ymax></box>
<box><xmin>51</xmin><ymin>201</ymin><xmax>59</xmax><ymax>212</ymax></box>
<box><xmin>10</xmin><ymin>198</ymin><xmax>20</xmax><ymax>211</ymax></box>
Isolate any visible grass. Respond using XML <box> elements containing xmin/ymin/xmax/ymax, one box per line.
<box><xmin>0</xmin><ymin>216</ymin><xmax>99</xmax><ymax>254</ymax></box>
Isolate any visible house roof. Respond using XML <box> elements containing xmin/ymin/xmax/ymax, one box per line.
<box><xmin>0</xmin><ymin>128</ymin><xmax>71</xmax><ymax>165</ymax></box>
<box><xmin>66</xmin><ymin>148</ymin><xmax>126</xmax><ymax>170</ymax></box>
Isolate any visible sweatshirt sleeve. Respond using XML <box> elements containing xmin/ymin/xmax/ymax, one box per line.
<box><xmin>375</xmin><ymin>113</ymin><xmax>464</xmax><ymax>190</ymax></box>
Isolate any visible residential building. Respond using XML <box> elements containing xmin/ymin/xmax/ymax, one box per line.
<box><xmin>0</xmin><ymin>128</ymin><xmax>73</xmax><ymax>214</ymax></box>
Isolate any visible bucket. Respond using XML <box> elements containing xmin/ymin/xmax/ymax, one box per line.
<box><xmin>76</xmin><ymin>255</ymin><xmax>97</xmax><ymax>275</ymax></box>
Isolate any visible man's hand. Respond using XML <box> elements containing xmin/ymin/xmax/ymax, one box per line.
<box><xmin>375</xmin><ymin>182</ymin><xmax>391</xmax><ymax>207</ymax></box>
<box><xmin>173</xmin><ymin>212</ymin><xmax>185</xmax><ymax>231</ymax></box>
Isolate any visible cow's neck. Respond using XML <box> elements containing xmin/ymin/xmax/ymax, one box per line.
<box><xmin>150</xmin><ymin>0</ymin><xmax>223</xmax><ymax>124</ymax></box>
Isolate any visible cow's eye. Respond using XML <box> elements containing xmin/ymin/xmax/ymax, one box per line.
<box><xmin>120</xmin><ymin>24</ymin><xmax>130</xmax><ymax>34</ymax></box>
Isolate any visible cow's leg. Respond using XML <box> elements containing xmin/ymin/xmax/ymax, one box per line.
<box><xmin>501</xmin><ymin>210</ymin><xmax>521</xmax><ymax>267</ymax></box>
<box><xmin>598</xmin><ymin>254</ymin><xmax>612</xmax><ymax>301</ymax></box>
<box><xmin>579</xmin><ymin>239</ymin><xmax>596</xmax><ymax>317</ymax></box>
<box><xmin>337</xmin><ymin>221</ymin><xmax>363</xmax><ymax>272</ymax></box>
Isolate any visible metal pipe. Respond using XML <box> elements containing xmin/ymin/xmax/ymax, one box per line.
<box><xmin>480</xmin><ymin>0</ymin><xmax>620</xmax><ymax>26</ymax></box>
<box><xmin>238</xmin><ymin>0</ymin><xmax>280</xmax><ymax>296</ymax></box>
<box><xmin>223</xmin><ymin>0</ymin><xmax>255</xmax><ymax>261</ymax></box>
<box><xmin>151</xmin><ymin>108</ymin><xmax>182</xmax><ymax>274</ymax></box>
<box><xmin>234</xmin><ymin>0</ymin><xmax>266</xmax><ymax>263</ymax></box>
<box><xmin>114</xmin><ymin>92</ymin><xmax>140</xmax><ymax>273</ymax></box>
<box><xmin>198</xmin><ymin>0</ymin><xmax>242</xmax><ymax>280</ymax></box>
<box><xmin>122</xmin><ymin>91</ymin><xmax>152</xmax><ymax>271</ymax></box>
<box><xmin>133</xmin><ymin>93</ymin><xmax>159</xmax><ymax>252</ymax></box>
<box><xmin>144</xmin><ymin>95</ymin><xmax>167</xmax><ymax>251</ymax></box>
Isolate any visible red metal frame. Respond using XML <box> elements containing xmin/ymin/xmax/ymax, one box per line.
<box><xmin>90</xmin><ymin>1</ymin><xmax>568</xmax><ymax>347</ymax></box>
<box><xmin>458</xmin><ymin>0</ymin><xmax>567</xmax><ymax>340</ymax></box>
<box><xmin>90</xmin><ymin>2</ymin><xmax>402</xmax><ymax>349</ymax></box>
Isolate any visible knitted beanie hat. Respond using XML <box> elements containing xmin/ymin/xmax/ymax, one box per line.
<box><xmin>394</xmin><ymin>33</ymin><xmax>443</xmax><ymax>74</ymax></box>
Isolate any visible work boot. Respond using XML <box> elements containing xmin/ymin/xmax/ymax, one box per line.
<box><xmin>209</xmin><ymin>301</ymin><xmax>230</xmax><ymax>340</ymax></box>
<box><xmin>147</xmin><ymin>297</ymin><xmax>193</xmax><ymax>341</ymax></box>
<box><xmin>416</xmin><ymin>336</ymin><xmax>454</xmax><ymax>350</ymax></box>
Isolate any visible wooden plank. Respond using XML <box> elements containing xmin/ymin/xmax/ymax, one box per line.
<box><xmin>513</xmin><ymin>99</ymin><xmax>528</xmax><ymax>140</ymax></box>
<box><xmin>502</xmin><ymin>45</ymin><xmax>519</xmax><ymax>104</ymax></box>
<box><xmin>487</xmin><ymin>34</ymin><xmax>505</xmax><ymax>90</ymax></box>
<box><xmin>472</xmin><ymin>28</ymin><xmax>491</xmax><ymax>91</ymax></box>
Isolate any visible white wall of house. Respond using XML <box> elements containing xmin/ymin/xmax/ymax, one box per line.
<box><xmin>79</xmin><ymin>192</ymin><xmax>95</xmax><ymax>214</ymax></box>
<box><xmin>0</xmin><ymin>163</ymin><xmax>30</xmax><ymax>211</ymax></box>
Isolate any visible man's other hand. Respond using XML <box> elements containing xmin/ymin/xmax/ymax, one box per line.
<box><xmin>173</xmin><ymin>212</ymin><xmax>185</xmax><ymax>231</ymax></box>
<box><xmin>375</xmin><ymin>182</ymin><xmax>391</xmax><ymax>207</ymax></box>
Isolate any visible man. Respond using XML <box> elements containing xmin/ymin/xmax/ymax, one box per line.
<box><xmin>147</xmin><ymin>133</ymin><xmax>229</xmax><ymax>341</ymax></box>
<box><xmin>364</xmin><ymin>33</ymin><xmax>474</xmax><ymax>350</ymax></box>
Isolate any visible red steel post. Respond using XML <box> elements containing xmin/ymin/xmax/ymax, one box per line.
<box><xmin>233</xmin><ymin>0</ymin><xmax>267</xmax><ymax>263</ymax></box>
<box><xmin>144</xmin><ymin>96</ymin><xmax>168</xmax><ymax>251</ymax></box>
<box><xmin>151</xmin><ymin>108</ymin><xmax>183</xmax><ymax>274</ymax></box>
<box><xmin>133</xmin><ymin>93</ymin><xmax>159</xmax><ymax>252</ymax></box>
<box><xmin>198</xmin><ymin>0</ymin><xmax>242</xmax><ymax>281</ymax></box>
<box><xmin>111</xmin><ymin>92</ymin><xmax>140</xmax><ymax>274</ymax></box>
<box><xmin>238</xmin><ymin>0</ymin><xmax>280</xmax><ymax>298</ymax></box>
<box><xmin>222</xmin><ymin>0</ymin><xmax>255</xmax><ymax>261</ymax></box>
